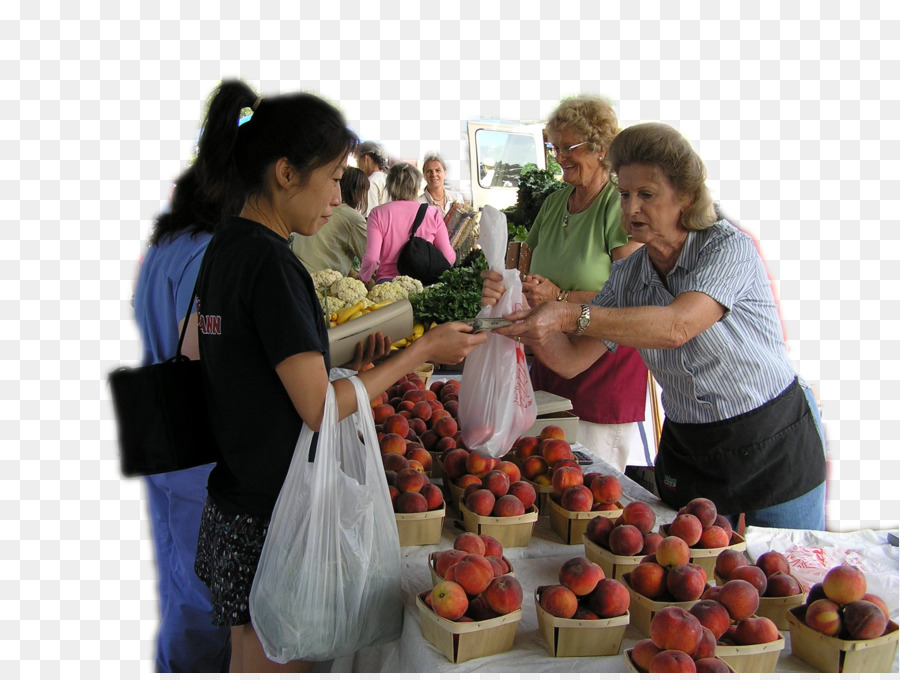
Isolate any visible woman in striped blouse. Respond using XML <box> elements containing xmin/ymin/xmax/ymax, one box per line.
<box><xmin>481</xmin><ymin>122</ymin><xmax>827</xmax><ymax>531</ymax></box>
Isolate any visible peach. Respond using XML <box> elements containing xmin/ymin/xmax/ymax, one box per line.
<box><xmin>465</xmin><ymin>488</ymin><xmax>496</xmax><ymax>516</ymax></box>
<box><xmin>551</xmin><ymin>458</ymin><xmax>580</xmax><ymax>472</ymax></box>
<box><xmin>427</xmin><ymin>409</ymin><xmax>450</xmax><ymax>428</ymax></box>
<box><xmin>539</xmin><ymin>424</ymin><xmax>566</xmax><ymax>440</ymax></box>
<box><xmin>697</xmin><ymin>525</ymin><xmax>730</xmax><ymax>549</ymax></box>
<box><xmin>656</xmin><ymin>535</ymin><xmax>691</xmax><ymax>569</ymax></box>
<box><xmin>558</xmin><ymin>557</ymin><xmax>603</xmax><ymax>597</ymax></box>
<box><xmin>608</xmin><ymin>524</ymin><xmax>644</xmax><ymax>556</ymax></box>
<box><xmin>455</xmin><ymin>473</ymin><xmax>482</xmax><ymax>490</ymax></box>
<box><xmin>764</xmin><ymin>572</ymin><xmax>802</xmax><ymax>597</ymax></box>
<box><xmin>702</xmin><ymin>585</ymin><xmax>722</xmax><ymax>602</ymax></box>
<box><xmin>406</xmin><ymin>448</ymin><xmax>433</xmax><ymax>472</ymax></box>
<box><xmin>420</xmin><ymin>430</ymin><xmax>440</xmax><ymax>450</ymax></box>
<box><xmin>668</xmin><ymin>513</ymin><xmax>703</xmax><ymax>546</ymax></box>
<box><xmin>629</xmin><ymin>562</ymin><xmax>668</xmax><ymax>600</ymax></box>
<box><xmin>507</xmin><ymin>480</ymin><xmax>537</xmax><ymax>510</ymax></box>
<box><xmin>388</xmin><ymin>485</ymin><xmax>399</xmax><ymax>508</ymax></box>
<box><xmin>434</xmin><ymin>549</ymin><xmax>467</xmax><ymax>577</ymax></box>
<box><xmin>397</xmin><ymin>400</ymin><xmax>416</xmax><ymax>414</ymax></box>
<box><xmin>381</xmin><ymin>452</ymin><xmax>409</xmax><ymax>472</ymax></box>
<box><xmin>585</xmin><ymin>515</ymin><xmax>615</xmax><ymax>549</ymax></box>
<box><xmin>380</xmin><ymin>433</ymin><xmax>407</xmax><ymax>456</ymax></box>
<box><xmin>442</xmin><ymin>449</ymin><xmax>469</xmax><ymax>480</ymax></box>
<box><xmin>406</xmin><ymin>459</ymin><xmax>424</xmax><ymax>473</ymax></box>
<box><xmin>514</xmin><ymin>436</ymin><xmax>540</xmax><ymax>458</ymax></box>
<box><xmin>733</xmin><ymin>616</ymin><xmax>780</xmax><ymax>645</ymax></box>
<box><xmin>395</xmin><ymin>468</ymin><xmax>429</xmax><ymax>494</ymax></box>
<box><xmin>640</xmin><ymin>553</ymin><xmax>659</xmax><ymax>564</ymax></box>
<box><xmin>432</xmin><ymin>415</ymin><xmax>458</xmax><ymax>438</ymax></box>
<box><xmin>806</xmin><ymin>582</ymin><xmax>827</xmax><ymax>605</ymax></box>
<box><xmin>394</xmin><ymin>491</ymin><xmax>427</xmax><ymax>513</ymax></box>
<box><xmin>540</xmin><ymin>438</ymin><xmax>575</xmax><ymax>465</ymax></box>
<box><xmin>461</xmin><ymin>480</ymin><xmax>483</xmax><ymax>502</ymax></box>
<box><xmin>419</xmin><ymin>483</ymin><xmax>443</xmax><ymax>510</ymax></box>
<box><xmin>410</xmin><ymin>400</ymin><xmax>433</xmax><ymax>422</ymax></box>
<box><xmin>403</xmin><ymin>388</ymin><xmax>433</xmax><ymax>404</ymax></box>
<box><xmin>650</xmin><ymin>606</ymin><xmax>703</xmax><ymax>653</ymax></box>
<box><xmin>729</xmin><ymin>565</ymin><xmax>768</xmax><ymax>596</ymax></box>
<box><xmin>539</xmin><ymin>584</ymin><xmax>579</xmax><ymax>619</ymax></box>
<box><xmin>493</xmin><ymin>494</ymin><xmax>526</xmax><ymax>517</ymax></box>
<box><xmin>533</xmin><ymin>473</ymin><xmax>552</xmax><ymax>486</ymax></box>
<box><xmin>630</xmin><ymin>639</ymin><xmax>663</xmax><ymax>672</ymax></box>
<box><xmin>495</xmin><ymin>460</ymin><xmax>522</xmax><ymax>483</ymax></box>
<box><xmin>453</xmin><ymin>532</ymin><xmax>485</xmax><ymax>555</ymax></box>
<box><xmin>573</xmin><ymin>606</ymin><xmax>600</xmax><ymax>620</ymax></box>
<box><xmin>715</xmin><ymin>548</ymin><xmax>749</xmax><ymax>580</ymax></box>
<box><xmin>695</xmin><ymin>657</ymin><xmax>732</xmax><ymax>672</ymax></box>
<box><xmin>689</xmin><ymin>599</ymin><xmax>731</xmax><ymax>640</ymax></box>
<box><xmin>429</xmin><ymin>380</ymin><xmax>445</xmax><ymax>396</ymax></box>
<box><xmin>582</xmin><ymin>471</ymin><xmax>601</xmax><ymax>489</ymax></box>
<box><xmin>621</xmin><ymin>500</ymin><xmax>656</xmax><ymax>534</ymax></box>
<box><xmin>823</xmin><ymin>564</ymin><xmax>868</xmax><ymax>605</ymax></box>
<box><xmin>712</xmin><ymin>513</ymin><xmax>734</xmax><ymax>540</ymax></box>
<box><xmin>434</xmin><ymin>436</ymin><xmax>456</xmax><ymax>452</ymax></box>
<box><xmin>861</xmin><ymin>593</ymin><xmax>891</xmax><ymax>622</ymax></box>
<box><xmin>805</xmin><ymin>598</ymin><xmax>843</xmax><ymax>636</ymax></box>
<box><xmin>465</xmin><ymin>452</ymin><xmax>497</xmax><ymax>477</ymax></box>
<box><xmin>447</xmin><ymin>554</ymin><xmax>494</xmax><ymax>596</ymax></box>
<box><xmin>718</xmin><ymin>579</ymin><xmax>760</xmax><ymax>621</ymax></box>
<box><xmin>382</xmin><ymin>413</ymin><xmax>410</xmax><ymax>438</ymax></box>
<box><xmin>589</xmin><ymin>474</ymin><xmax>623</xmax><ymax>504</ymax></box>
<box><xmin>520</xmin><ymin>455</ymin><xmax>549</xmax><ymax>481</ymax></box>
<box><xmin>649</xmin><ymin>649</ymin><xmax>696</xmax><ymax>673</ymax></box>
<box><xmin>756</xmin><ymin>550</ymin><xmax>791</xmax><ymax>578</ymax></box>
<box><xmin>585</xmin><ymin>577</ymin><xmax>630</xmax><ymax>618</ymax></box>
<box><xmin>667</xmin><ymin>563</ymin><xmax>708</xmax><ymax>602</ymax></box>
<box><xmin>551</xmin><ymin>466</ymin><xmax>583</xmax><ymax>496</ymax></box>
<box><xmin>464</xmin><ymin>595</ymin><xmax>497</xmax><ymax>622</ymax></box>
<box><xmin>483</xmin><ymin>574</ymin><xmax>523</xmax><ymax>615</ymax></box>
<box><xmin>442</xmin><ymin>400</ymin><xmax>459</xmax><ymax>419</ymax></box>
<box><xmin>481</xmin><ymin>470</ymin><xmax>511</xmax><ymax>497</ymax></box>
<box><xmin>485</xmin><ymin>555</ymin><xmax>509</xmax><ymax>576</ymax></box>
<box><xmin>692</xmin><ymin>625</ymin><xmax>718</xmax><ymax>659</ymax></box>
<box><xmin>372</xmin><ymin>403</ymin><xmax>395</xmax><ymax>424</ymax></box>
<box><xmin>560</xmin><ymin>484</ymin><xmax>594</xmax><ymax>512</ymax></box>
<box><xmin>685</xmin><ymin>497</ymin><xmax>718</xmax><ymax>528</ymax></box>
<box><xmin>641</xmin><ymin>532</ymin><xmax>663</xmax><ymax>556</ymax></box>
<box><xmin>843</xmin><ymin>599</ymin><xmax>888</xmax><ymax>640</ymax></box>
<box><xmin>481</xmin><ymin>534</ymin><xmax>503</xmax><ymax>558</ymax></box>
<box><xmin>430</xmin><ymin>580</ymin><xmax>469</xmax><ymax>621</ymax></box>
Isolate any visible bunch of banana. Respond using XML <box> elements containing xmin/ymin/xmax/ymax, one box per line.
<box><xmin>389</xmin><ymin>321</ymin><xmax>437</xmax><ymax>351</ymax></box>
<box><xmin>328</xmin><ymin>299</ymin><xmax>396</xmax><ymax>327</ymax></box>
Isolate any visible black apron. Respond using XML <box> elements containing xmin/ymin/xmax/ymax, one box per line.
<box><xmin>654</xmin><ymin>377</ymin><xmax>826</xmax><ymax>515</ymax></box>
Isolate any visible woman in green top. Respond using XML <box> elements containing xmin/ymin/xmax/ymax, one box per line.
<box><xmin>522</xmin><ymin>96</ymin><xmax>648</xmax><ymax>470</ymax></box>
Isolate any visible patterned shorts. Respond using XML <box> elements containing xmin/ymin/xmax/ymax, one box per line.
<box><xmin>194</xmin><ymin>496</ymin><xmax>270</xmax><ymax>627</ymax></box>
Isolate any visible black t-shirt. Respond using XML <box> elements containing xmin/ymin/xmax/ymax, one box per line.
<box><xmin>198</xmin><ymin>216</ymin><xmax>330</xmax><ymax>517</ymax></box>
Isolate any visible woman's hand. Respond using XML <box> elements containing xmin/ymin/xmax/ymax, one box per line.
<box><xmin>521</xmin><ymin>273</ymin><xmax>561</xmax><ymax>307</ymax></box>
<box><xmin>420</xmin><ymin>321</ymin><xmax>489</xmax><ymax>365</ymax></box>
<box><xmin>492</xmin><ymin>301</ymin><xmax>579</xmax><ymax>346</ymax></box>
<box><xmin>481</xmin><ymin>269</ymin><xmax>506</xmax><ymax>307</ymax></box>
<box><xmin>343</xmin><ymin>331</ymin><xmax>391</xmax><ymax>371</ymax></box>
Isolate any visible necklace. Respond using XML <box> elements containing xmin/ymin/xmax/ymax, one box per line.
<box><xmin>561</xmin><ymin>181</ymin><xmax>606</xmax><ymax>228</ymax></box>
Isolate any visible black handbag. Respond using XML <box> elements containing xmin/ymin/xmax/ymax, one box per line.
<box><xmin>396</xmin><ymin>203</ymin><xmax>452</xmax><ymax>286</ymax></box>
<box><xmin>108</xmin><ymin>276</ymin><xmax>220</xmax><ymax>477</ymax></box>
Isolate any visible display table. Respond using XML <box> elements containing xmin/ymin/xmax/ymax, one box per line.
<box><xmin>332</xmin><ymin>455</ymin><xmax>897</xmax><ymax>673</ymax></box>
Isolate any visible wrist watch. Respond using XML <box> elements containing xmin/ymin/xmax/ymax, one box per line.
<box><xmin>575</xmin><ymin>303</ymin><xmax>591</xmax><ymax>335</ymax></box>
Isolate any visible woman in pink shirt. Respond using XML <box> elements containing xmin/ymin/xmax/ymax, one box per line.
<box><xmin>360</xmin><ymin>162</ymin><xmax>456</xmax><ymax>284</ymax></box>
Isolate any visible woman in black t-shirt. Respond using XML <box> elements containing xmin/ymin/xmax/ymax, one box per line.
<box><xmin>190</xmin><ymin>81</ymin><xmax>488</xmax><ymax>673</ymax></box>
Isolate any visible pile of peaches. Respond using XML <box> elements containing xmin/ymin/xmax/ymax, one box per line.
<box><xmin>802</xmin><ymin>563</ymin><xmax>892</xmax><ymax>640</ymax></box>
<box><xmin>715</xmin><ymin>548</ymin><xmax>804</xmax><ymax>598</ymax></box>
<box><xmin>425</xmin><ymin>532</ymin><xmax>523</xmax><ymax>622</ymax></box>
<box><xmin>663</xmin><ymin>497</ymin><xmax>736</xmax><ymax>549</ymax></box>
<box><xmin>443</xmin><ymin>448</ymin><xmax>536</xmax><ymax>518</ymax></box>
<box><xmin>630</xmin><ymin>606</ymin><xmax>734</xmax><ymax>673</ymax></box>
<box><xmin>585</xmin><ymin>500</ymin><xmax>659</xmax><ymax>556</ymax></box>
<box><xmin>536</xmin><ymin>556</ymin><xmax>630</xmax><ymax>620</ymax></box>
<box><xmin>510</xmin><ymin>427</ymin><xmax>577</xmax><ymax>487</ymax></box>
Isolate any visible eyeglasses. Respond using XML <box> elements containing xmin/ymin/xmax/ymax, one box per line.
<box><xmin>545</xmin><ymin>141</ymin><xmax>588</xmax><ymax>157</ymax></box>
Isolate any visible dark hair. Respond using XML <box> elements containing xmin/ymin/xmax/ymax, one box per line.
<box><xmin>339</xmin><ymin>166</ymin><xmax>370</xmax><ymax>213</ymax></box>
<box><xmin>150</xmin><ymin>80</ymin><xmax>257</xmax><ymax>246</ymax></box>
<box><xmin>235</xmin><ymin>92</ymin><xmax>358</xmax><ymax>198</ymax></box>
<box><xmin>355</xmin><ymin>141</ymin><xmax>387</xmax><ymax>169</ymax></box>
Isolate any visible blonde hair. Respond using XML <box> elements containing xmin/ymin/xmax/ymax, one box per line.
<box><xmin>608</xmin><ymin>123</ymin><xmax>717</xmax><ymax>231</ymax></box>
<box><xmin>545</xmin><ymin>95</ymin><xmax>619</xmax><ymax>170</ymax></box>
<box><xmin>385</xmin><ymin>162</ymin><xmax>423</xmax><ymax>201</ymax></box>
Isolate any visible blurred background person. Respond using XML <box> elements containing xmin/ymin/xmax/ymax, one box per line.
<box><xmin>519</xmin><ymin>95</ymin><xmax>646</xmax><ymax>471</ymax></box>
<box><xmin>355</xmin><ymin>140</ymin><xmax>390</xmax><ymax>216</ymax></box>
<box><xmin>360</xmin><ymin>161</ymin><xmax>455</xmax><ymax>285</ymax></box>
<box><xmin>289</xmin><ymin>166</ymin><xmax>369</xmax><ymax>277</ymax></box>
<box><xmin>131</xmin><ymin>83</ymin><xmax>246</xmax><ymax>672</ymax></box>
<box><xmin>419</xmin><ymin>152</ymin><xmax>462</xmax><ymax>217</ymax></box>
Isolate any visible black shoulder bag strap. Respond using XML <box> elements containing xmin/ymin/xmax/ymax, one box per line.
<box><xmin>409</xmin><ymin>203</ymin><xmax>429</xmax><ymax>237</ymax></box>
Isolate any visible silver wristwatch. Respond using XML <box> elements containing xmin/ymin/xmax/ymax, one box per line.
<box><xmin>575</xmin><ymin>303</ymin><xmax>591</xmax><ymax>335</ymax></box>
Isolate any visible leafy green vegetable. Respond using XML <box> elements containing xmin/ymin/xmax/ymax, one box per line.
<box><xmin>410</xmin><ymin>249</ymin><xmax>488</xmax><ymax>325</ymax></box>
<box><xmin>500</xmin><ymin>162</ymin><xmax>567</xmax><ymax>232</ymax></box>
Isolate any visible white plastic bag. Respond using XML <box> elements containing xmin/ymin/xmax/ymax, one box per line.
<box><xmin>458</xmin><ymin>206</ymin><xmax>537</xmax><ymax>458</ymax></box>
<box><xmin>248</xmin><ymin>373</ymin><xmax>402</xmax><ymax>663</ymax></box>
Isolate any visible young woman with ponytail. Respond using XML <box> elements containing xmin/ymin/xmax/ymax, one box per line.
<box><xmin>189</xmin><ymin>80</ymin><xmax>487</xmax><ymax>672</ymax></box>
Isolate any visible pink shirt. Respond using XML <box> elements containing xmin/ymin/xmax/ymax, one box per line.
<box><xmin>360</xmin><ymin>200</ymin><xmax>457</xmax><ymax>283</ymax></box>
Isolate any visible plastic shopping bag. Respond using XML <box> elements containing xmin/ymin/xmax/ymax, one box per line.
<box><xmin>248</xmin><ymin>373</ymin><xmax>402</xmax><ymax>663</ymax></box>
<box><xmin>458</xmin><ymin>206</ymin><xmax>537</xmax><ymax>458</ymax></box>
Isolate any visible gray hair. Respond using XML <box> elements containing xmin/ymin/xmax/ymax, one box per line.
<box><xmin>355</xmin><ymin>140</ymin><xmax>387</xmax><ymax>169</ymax></box>
<box><xmin>422</xmin><ymin>152</ymin><xmax>446</xmax><ymax>171</ymax></box>
<box><xmin>385</xmin><ymin>162</ymin><xmax>423</xmax><ymax>201</ymax></box>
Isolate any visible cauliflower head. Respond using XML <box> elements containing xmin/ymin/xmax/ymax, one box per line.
<box><xmin>311</xmin><ymin>269</ymin><xmax>343</xmax><ymax>291</ymax></box>
<box><xmin>317</xmin><ymin>294</ymin><xmax>347</xmax><ymax>315</ymax></box>
<box><xmin>367</xmin><ymin>281</ymin><xmax>408</xmax><ymax>303</ymax></box>
<box><xmin>392</xmin><ymin>275</ymin><xmax>424</xmax><ymax>296</ymax></box>
<box><xmin>329</xmin><ymin>276</ymin><xmax>368</xmax><ymax>304</ymax></box>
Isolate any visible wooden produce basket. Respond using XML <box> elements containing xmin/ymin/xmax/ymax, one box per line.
<box><xmin>713</xmin><ymin>569</ymin><xmax>806</xmax><ymax>630</ymax></box>
<box><xmin>416</xmin><ymin>590</ymin><xmax>522</xmax><ymax>664</ymax></box>
<box><xmin>534</xmin><ymin>590</ymin><xmax>629</xmax><ymax>657</ymax></box>
<box><xmin>442</xmin><ymin>474</ymin><xmax>466</xmax><ymax>514</ymax></box>
<box><xmin>622</xmin><ymin>648</ymin><xmax>736</xmax><ymax>673</ymax></box>
<box><xmin>659</xmin><ymin>524</ymin><xmax>746</xmax><ymax>581</ymax></box>
<box><xmin>527</xmin><ymin>479</ymin><xmax>554</xmax><ymax>516</ymax></box>
<box><xmin>548</xmin><ymin>497</ymin><xmax>623</xmax><ymax>545</ymax></box>
<box><xmin>618</xmin><ymin>572</ymin><xmax>700</xmax><ymax>637</ymax></box>
<box><xmin>459</xmin><ymin>503</ymin><xmax>539</xmax><ymax>548</ymax></box>
<box><xmin>395</xmin><ymin>503</ymin><xmax>446</xmax><ymax>546</ymax></box>
<box><xmin>428</xmin><ymin>552</ymin><xmax>515</xmax><ymax>588</ymax></box>
<box><xmin>430</xmin><ymin>450</ymin><xmax>445</xmax><ymax>479</ymax></box>
<box><xmin>714</xmin><ymin>630</ymin><xmax>785</xmax><ymax>672</ymax></box>
<box><xmin>786</xmin><ymin>605</ymin><xmax>900</xmax><ymax>673</ymax></box>
<box><xmin>583</xmin><ymin>535</ymin><xmax>644</xmax><ymax>581</ymax></box>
